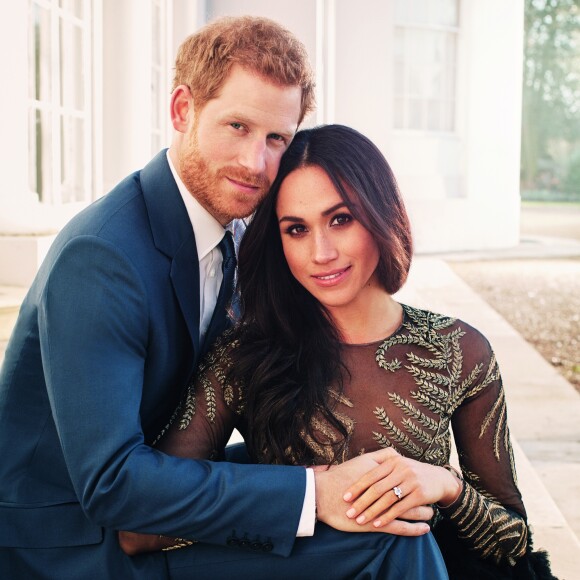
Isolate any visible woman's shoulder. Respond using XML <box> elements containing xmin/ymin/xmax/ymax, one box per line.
<box><xmin>200</xmin><ymin>327</ymin><xmax>242</xmax><ymax>373</ymax></box>
<box><xmin>399</xmin><ymin>304</ymin><xmax>499</xmax><ymax>393</ymax></box>
<box><xmin>400</xmin><ymin>303</ymin><xmax>493</xmax><ymax>352</ymax></box>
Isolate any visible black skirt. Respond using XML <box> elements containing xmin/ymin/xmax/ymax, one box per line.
<box><xmin>433</xmin><ymin>519</ymin><xmax>558</xmax><ymax>580</ymax></box>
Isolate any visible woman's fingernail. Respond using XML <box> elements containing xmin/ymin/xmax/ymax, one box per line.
<box><xmin>343</xmin><ymin>492</ymin><xmax>352</xmax><ymax>501</ymax></box>
<box><xmin>373</xmin><ymin>520</ymin><xmax>382</xmax><ymax>527</ymax></box>
<box><xmin>346</xmin><ymin>508</ymin><xmax>356</xmax><ymax>518</ymax></box>
<box><xmin>356</xmin><ymin>514</ymin><xmax>366</xmax><ymax>524</ymax></box>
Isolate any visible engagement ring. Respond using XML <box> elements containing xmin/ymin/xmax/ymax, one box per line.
<box><xmin>393</xmin><ymin>486</ymin><xmax>403</xmax><ymax>500</ymax></box>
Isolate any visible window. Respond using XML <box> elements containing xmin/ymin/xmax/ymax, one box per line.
<box><xmin>28</xmin><ymin>0</ymin><xmax>93</xmax><ymax>204</ymax></box>
<box><xmin>393</xmin><ymin>0</ymin><xmax>459</xmax><ymax>132</ymax></box>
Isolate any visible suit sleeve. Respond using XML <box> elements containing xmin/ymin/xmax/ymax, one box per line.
<box><xmin>39</xmin><ymin>234</ymin><xmax>305</xmax><ymax>556</ymax></box>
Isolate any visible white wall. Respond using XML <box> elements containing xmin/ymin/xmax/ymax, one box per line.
<box><xmin>206</xmin><ymin>0</ymin><xmax>319</xmax><ymax>127</ymax></box>
<box><xmin>0</xmin><ymin>0</ymin><xmax>525</xmax><ymax>285</ymax></box>
<box><xmin>102</xmin><ymin>0</ymin><xmax>158</xmax><ymax>193</ymax></box>
<box><xmin>205</xmin><ymin>0</ymin><xmax>523</xmax><ymax>253</ymax></box>
<box><xmin>462</xmin><ymin>0</ymin><xmax>523</xmax><ymax>250</ymax></box>
<box><xmin>399</xmin><ymin>0</ymin><xmax>523</xmax><ymax>253</ymax></box>
<box><xmin>172</xmin><ymin>0</ymin><xmax>205</xmax><ymax>57</ymax></box>
<box><xmin>331</xmin><ymin>0</ymin><xmax>523</xmax><ymax>253</ymax></box>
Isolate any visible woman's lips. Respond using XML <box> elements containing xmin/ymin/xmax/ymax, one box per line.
<box><xmin>311</xmin><ymin>266</ymin><xmax>351</xmax><ymax>287</ymax></box>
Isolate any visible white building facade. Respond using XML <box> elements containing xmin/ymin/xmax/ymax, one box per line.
<box><xmin>0</xmin><ymin>0</ymin><xmax>523</xmax><ymax>286</ymax></box>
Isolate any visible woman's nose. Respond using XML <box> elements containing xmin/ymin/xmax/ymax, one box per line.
<box><xmin>312</xmin><ymin>232</ymin><xmax>338</xmax><ymax>264</ymax></box>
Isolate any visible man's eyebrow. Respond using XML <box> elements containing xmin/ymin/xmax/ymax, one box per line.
<box><xmin>225</xmin><ymin>112</ymin><xmax>296</xmax><ymax>140</ymax></box>
<box><xmin>273</xmin><ymin>128</ymin><xmax>297</xmax><ymax>140</ymax></box>
<box><xmin>278</xmin><ymin>202</ymin><xmax>348</xmax><ymax>224</ymax></box>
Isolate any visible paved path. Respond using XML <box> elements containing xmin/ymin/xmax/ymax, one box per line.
<box><xmin>396</xmin><ymin>254</ymin><xmax>580</xmax><ymax>580</ymax></box>
<box><xmin>521</xmin><ymin>202</ymin><xmax>580</xmax><ymax>241</ymax></box>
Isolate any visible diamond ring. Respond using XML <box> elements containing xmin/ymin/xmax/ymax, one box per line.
<box><xmin>393</xmin><ymin>486</ymin><xmax>403</xmax><ymax>500</ymax></box>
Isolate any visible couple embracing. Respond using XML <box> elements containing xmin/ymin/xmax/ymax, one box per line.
<box><xmin>0</xmin><ymin>15</ymin><xmax>553</xmax><ymax>580</ymax></box>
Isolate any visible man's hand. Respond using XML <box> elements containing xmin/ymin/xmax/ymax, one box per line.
<box><xmin>313</xmin><ymin>451</ymin><xmax>432</xmax><ymax>536</ymax></box>
<box><xmin>118</xmin><ymin>530</ymin><xmax>181</xmax><ymax>555</ymax></box>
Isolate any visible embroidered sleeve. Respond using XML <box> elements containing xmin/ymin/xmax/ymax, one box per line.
<box><xmin>441</xmin><ymin>342</ymin><xmax>528</xmax><ymax>565</ymax></box>
<box><xmin>154</xmin><ymin>332</ymin><xmax>244</xmax><ymax>461</ymax></box>
<box><xmin>439</xmin><ymin>480</ymin><xmax>528</xmax><ymax>565</ymax></box>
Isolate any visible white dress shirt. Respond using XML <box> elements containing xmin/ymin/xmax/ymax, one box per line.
<box><xmin>166</xmin><ymin>152</ymin><xmax>316</xmax><ymax>536</ymax></box>
<box><xmin>167</xmin><ymin>154</ymin><xmax>227</xmax><ymax>343</ymax></box>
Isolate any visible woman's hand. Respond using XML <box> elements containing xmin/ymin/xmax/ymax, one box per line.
<box><xmin>314</xmin><ymin>452</ymin><xmax>433</xmax><ymax>536</ymax></box>
<box><xmin>342</xmin><ymin>448</ymin><xmax>462</xmax><ymax>528</ymax></box>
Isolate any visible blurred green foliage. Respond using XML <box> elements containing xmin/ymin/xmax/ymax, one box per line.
<box><xmin>521</xmin><ymin>0</ymin><xmax>580</xmax><ymax>195</ymax></box>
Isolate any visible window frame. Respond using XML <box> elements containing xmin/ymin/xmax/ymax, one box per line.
<box><xmin>28</xmin><ymin>0</ymin><xmax>94</xmax><ymax>205</ymax></box>
<box><xmin>393</xmin><ymin>0</ymin><xmax>460</xmax><ymax>134</ymax></box>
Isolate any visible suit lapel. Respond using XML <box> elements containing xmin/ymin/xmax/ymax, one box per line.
<box><xmin>140</xmin><ymin>150</ymin><xmax>201</xmax><ymax>360</ymax></box>
<box><xmin>169</xmin><ymin>244</ymin><xmax>201</xmax><ymax>358</ymax></box>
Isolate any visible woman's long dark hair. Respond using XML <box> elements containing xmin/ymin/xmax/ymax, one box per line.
<box><xmin>231</xmin><ymin>124</ymin><xmax>413</xmax><ymax>465</ymax></box>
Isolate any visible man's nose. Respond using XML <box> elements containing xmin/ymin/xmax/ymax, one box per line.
<box><xmin>237</xmin><ymin>138</ymin><xmax>267</xmax><ymax>175</ymax></box>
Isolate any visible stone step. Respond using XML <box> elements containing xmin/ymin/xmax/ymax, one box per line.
<box><xmin>396</xmin><ymin>258</ymin><xmax>580</xmax><ymax>579</ymax></box>
<box><xmin>512</xmin><ymin>439</ymin><xmax>580</xmax><ymax>579</ymax></box>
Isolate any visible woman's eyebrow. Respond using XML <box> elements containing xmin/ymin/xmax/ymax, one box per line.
<box><xmin>278</xmin><ymin>202</ymin><xmax>349</xmax><ymax>224</ymax></box>
<box><xmin>278</xmin><ymin>215</ymin><xmax>304</xmax><ymax>224</ymax></box>
<box><xmin>321</xmin><ymin>202</ymin><xmax>348</xmax><ymax>216</ymax></box>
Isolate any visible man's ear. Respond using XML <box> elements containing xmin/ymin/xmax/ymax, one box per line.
<box><xmin>170</xmin><ymin>85</ymin><xmax>194</xmax><ymax>133</ymax></box>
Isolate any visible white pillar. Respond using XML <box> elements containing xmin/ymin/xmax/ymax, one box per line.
<box><xmin>102</xmin><ymin>0</ymin><xmax>155</xmax><ymax>193</ymax></box>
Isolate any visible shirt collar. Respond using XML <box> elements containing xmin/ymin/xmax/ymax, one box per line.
<box><xmin>166</xmin><ymin>151</ymin><xmax>226</xmax><ymax>261</ymax></box>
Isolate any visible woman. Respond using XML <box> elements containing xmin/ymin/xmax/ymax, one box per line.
<box><xmin>120</xmin><ymin>125</ymin><xmax>555</xmax><ymax>579</ymax></box>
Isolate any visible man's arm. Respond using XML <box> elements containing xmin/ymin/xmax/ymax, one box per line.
<box><xmin>40</xmin><ymin>235</ymin><xmax>305</xmax><ymax>557</ymax></box>
<box><xmin>114</xmin><ymin>332</ymin><xmax>431</xmax><ymax>556</ymax></box>
<box><xmin>119</xmin><ymin>456</ymin><xmax>432</xmax><ymax>555</ymax></box>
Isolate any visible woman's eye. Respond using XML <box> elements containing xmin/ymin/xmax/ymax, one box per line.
<box><xmin>231</xmin><ymin>122</ymin><xmax>243</xmax><ymax>130</ymax></box>
<box><xmin>331</xmin><ymin>213</ymin><xmax>353</xmax><ymax>226</ymax></box>
<box><xmin>286</xmin><ymin>224</ymin><xmax>307</xmax><ymax>236</ymax></box>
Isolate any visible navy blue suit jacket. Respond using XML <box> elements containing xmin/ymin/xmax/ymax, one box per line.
<box><xmin>0</xmin><ymin>151</ymin><xmax>305</xmax><ymax>578</ymax></box>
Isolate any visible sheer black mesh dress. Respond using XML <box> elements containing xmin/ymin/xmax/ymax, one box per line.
<box><xmin>157</xmin><ymin>304</ymin><xmax>556</xmax><ymax>579</ymax></box>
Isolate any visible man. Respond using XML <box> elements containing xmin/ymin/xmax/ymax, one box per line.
<box><xmin>0</xmin><ymin>16</ymin><xmax>446</xmax><ymax>579</ymax></box>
